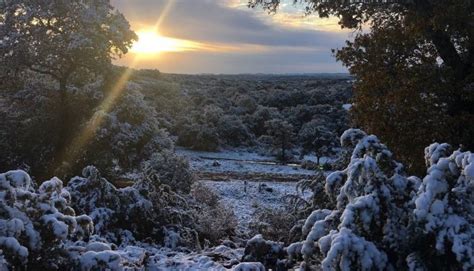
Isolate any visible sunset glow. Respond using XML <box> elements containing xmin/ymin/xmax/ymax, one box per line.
<box><xmin>131</xmin><ymin>30</ymin><xmax>200</xmax><ymax>54</ymax></box>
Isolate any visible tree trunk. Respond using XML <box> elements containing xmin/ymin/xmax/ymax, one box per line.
<box><xmin>55</xmin><ymin>79</ymin><xmax>70</xmax><ymax>169</ymax></box>
<box><xmin>281</xmin><ymin>140</ymin><xmax>286</xmax><ymax>161</ymax></box>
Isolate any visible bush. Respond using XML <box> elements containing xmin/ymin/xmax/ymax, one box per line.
<box><xmin>141</xmin><ymin>150</ymin><xmax>196</xmax><ymax>194</ymax></box>
<box><xmin>81</xmin><ymin>85</ymin><xmax>174</xmax><ymax>179</ymax></box>
<box><xmin>191</xmin><ymin>183</ymin><xmax>237</xmax><ymax>246</ymax></box>
<box><xmin>286</xmin><ymin>129</ymin><xmax>474</xmax><ymax>270</ymax></box>
<box><xmin>0</xmin><ymin>170</ymin><xmax>137</xmax><ymax>270</ymax></box>
<box><xmin>249</xmin><ymin>207</ymin><xmax>298</xmax><ymax>244</ymax></box>
<box><xmin>67</xmin><ymin>166</ymin><xmax>199</xmax><ymax>249</ymax></box>
<box><xmin>241</xmin><ymin>234</ymin><xmax>287</xmax><ymax>270</ymax></box>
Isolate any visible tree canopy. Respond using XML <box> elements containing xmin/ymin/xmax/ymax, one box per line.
<box><xmin>0</xmin><ymin>0</ymin><xmax>137</xmax><ymax>87</ymax></box>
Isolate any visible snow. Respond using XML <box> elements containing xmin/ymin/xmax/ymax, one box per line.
<box><xmin>145</xmin><ymin>245</ymin><xmax>244</xmax><ymax>270</ymax></box>
<box><xmin>233</xmin><ymin>262</ymin><xmax>265</xmax><ymax>271</ymax></box>
<box><xmin>177</xmin><ymin>148</ymin><xmax>274</xmax><ymax>162</ymax></box>
<box><xmin>320</xmin><ymin>228</ymin><xmax>388</xmax><ymax>271</ymax></box>
<box><xmin>85</xmin><ymin>242</ymin><xmax>112</xmax><ymax>252</ymax></box>
<box><xmin>342</xmin><ymin>104</ymin><xmax>353</xmax><ymax>111</ymax></box>
<box><xmin>177</xmin><ymin>149</ymin><xmax>317</xmax><ymax>177</ymax></box>
<box><xmin>1</xmin><ymin>170</ymin><xmax>32</xmax><ymax>190</ymax></box>
<box><xmin>464</xmin><ymin>154</ymin><xmax>474</xmax><ymax>179</ymax></box>
<box><xmin>0</xmin><ymin>237</ymin><xmax>29</xmax><ymax>259</ymax></box>
<box><xmin>201</xmin><ymin>180</ymin><xmax>311</xmax><ymax>233</ymax></box>
<box><xmin>79</xmin><ymin>250</ymin><xmax>122</xmax><ymax>271</ymax></box>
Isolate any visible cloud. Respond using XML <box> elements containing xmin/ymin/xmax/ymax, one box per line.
<box><xmin>111</xmin><ymin>0</ymin><xmax>350</xmax><ymax>74</ymax></box>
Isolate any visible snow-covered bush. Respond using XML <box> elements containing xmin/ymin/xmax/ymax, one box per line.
<box><xmin>67</xmin><ymin>166</ymin><xmax>199</xmax><ymax>249</ymax></box>
<box><xmin>233</xmin><ymin>262</ymin><xmax>265</xmax><ymax>271</ymax></box>
<box><xmin>249</xmin><ymin>207</ymin><xmax>299</xmax><ymax>244</ymax></box>
<box><xmin>287</xmin><ymin>129</ymin><xmax>474</xmax><ymax>270</ymax></box>
<box><xmin>141</xmin><ymin>150</ymin><xmax>195</xmax><ymax>194</ymax></box>
<box><xmin>0</xmin><ymin>170</ymin><xmax>130</xmax><ymax>269</ymax></box>
<box><xmin>191</xmin><ymin>183</ymin><xmax>237</xmax><ymax>246</ymax></box>
<box><xmin>0</xmin><ymin>170</ymin><xmax>95</xmax><ymax>269</ymax></box>
<box><xmin>84</xmin><ymin>85</ymin><xmax>174</xmax><ymax>178</ymax></box>
<box><xmin>0</xmin><ymin>169</ymin><xmax>214</xmax><ymax>270</ymax></box>
<box><xmin>241</xmin><ymin>234</ymin><xmax>287</xmax><ymax>270</ymax></box>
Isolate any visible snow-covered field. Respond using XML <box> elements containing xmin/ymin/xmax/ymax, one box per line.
<box><xmin>201</xmin><ymin>180</ymin><xmax>311</xmax><ymax>233</ymax></box>
<box><xmin>178</xmin><ymin>148</ymin><xmax>315</xmax><ymax>234</ymax></box>
<box><xmin>177</xmin><ymin>148</ymin><xmax>317</xmax><ymax>178</ymax></box>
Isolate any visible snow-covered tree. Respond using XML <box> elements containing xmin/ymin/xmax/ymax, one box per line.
<box><xmin>0</xmin><ymin>0</ymin><xmax>136</xmax><ymax>93</ymax></box>
<box><xmin>247</xmin><ymin>106</ymin><xmax>281</xmax><ymax>137</ymax></box>
<box><xmin>265</xmin><ymin>119</ymin><xmax>295</xmax><ymax>161</ymax></box>
<box><xmin>0</xmin><ymin>0</ymin><xmax>137</xmax><ymax>165</ymax></box>
<box><xmin>298</xmin><ymin>120</ymin><xmax>336</xmax><ymax>164</ymax></box>
<box><xmin>77</xmin><ymin>85</ymin><xmax>174</xmax><ymax>179</ymax></box>
<box><xmin>217</xmin><ymin>114</ymin><xmax>253</xmax><ymax>147</ymax></box>
<box><xmin>287</xmin><ymin>129</ymin><xmax>473</xmax><ymax>270</ymax></box>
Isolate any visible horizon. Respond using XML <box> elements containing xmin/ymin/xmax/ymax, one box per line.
<box><xmin>111</xmin><ymin>0</ymin><xmax>351</xmax><ymax>74</ymax></box>
<box><xmin>122</xmin><ymin>66</ymin><xmax>352</xmax><ymax>76</ymax></box>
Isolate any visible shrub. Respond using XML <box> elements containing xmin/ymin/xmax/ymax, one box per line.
<box><xmin>191</xmin><ymin>183</ymin><xmax>237</xmax><ymax>246</ymax></box>
<box><xmin>67</xmin><ymin>166</ymin><xmax>199</xmax><ymax>249</ymax></box>
<box><xmin>241</xmin><ymin>235</ymin><xmax>287</xmax><ymax>270</ymax></box>
<box><xmin>0</xmin><ymin>170</ymin><xmax>135</xmax><ymax>270</ymax></box>
<box><xmin>286</xmin><ymin>129</ymin><xmax>474</xmax><ymax>270</ymax></box>
<box><xmin>141</xmin><ymin>150</ymin><xmax>196</xmax><ymax>194</ymax></box>
<box><xmin>249</xmin><ymin>207</ymin><xmax>298</xmax><ymax>244</ymax></box>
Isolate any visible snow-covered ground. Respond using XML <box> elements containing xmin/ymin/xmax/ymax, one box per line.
<box><xmin>177</xmin><ymin>148</ymin><xmax>316</xmax><ymax>233</ymax></box>
<box><xmin>201</xmin><ymin>180</ymin><xmax>311</xmax><ymax>234</ymax></box>
<box><xmin>177</xmin><ymin>148</ymin><xmax>317</xmax><ymax>178</ymax></box>
<box><xmin>140</xmin><ymin>245</ymin><xmax>244</xmax><ymax>270</ymax></box>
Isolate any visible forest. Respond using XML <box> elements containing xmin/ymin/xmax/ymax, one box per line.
<box><xmin>0</xmin><ymin>0</ymin><xmax>473</xmax><ymax>270</ymax></box>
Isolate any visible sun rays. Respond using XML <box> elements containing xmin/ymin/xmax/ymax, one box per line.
<box><xmin>131</xmin><ymin>30</ymin><xmax>201</xmax><ymax>54</ymax></box>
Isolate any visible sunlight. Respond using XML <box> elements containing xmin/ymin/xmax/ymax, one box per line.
<box><xmin>131</xmin><ymin>30</ymin><xmax>200</xmax><ymax>54</ymax></box>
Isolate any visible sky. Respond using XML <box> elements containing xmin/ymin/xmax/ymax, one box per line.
<box><xmin>111</xmin><ymin>0</ymin><xmax>352</xmax><ymax>74</ymax></box>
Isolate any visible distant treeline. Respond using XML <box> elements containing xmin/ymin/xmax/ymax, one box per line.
<box><xmin>135</xmin><ymin>71</ymin><xmax>353</xmax><ymax>160</ymax></box>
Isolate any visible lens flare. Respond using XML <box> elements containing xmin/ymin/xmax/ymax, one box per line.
<box><xmin>131</xmin><ymin>31</ymin><xmax>200</xmax><ymax>54</ymax></box>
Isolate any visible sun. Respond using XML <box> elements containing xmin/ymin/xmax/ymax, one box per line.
<box><xmin>131</xmin><ymin>30</ymin><xmax>199</xmax><ymax>54</ymax></box>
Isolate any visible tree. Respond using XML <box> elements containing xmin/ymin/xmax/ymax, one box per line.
<box><xmin>0</xmin><ymin>0</ymin><xmax>137</xmax><ymax>158</ymax></box>
<box><xmin>265</xmin><ymin>119</ymin><xmax>295</xmax><ymax>161</ymax></box>
<box><xmin>298</xmin><ymin>120</ymin><xmax>336</xmax><ymax>164</ymax></box>
<box><xmin>250</xmin><ymin>0</ymin><xmax>474</xmax><ymax>174</ymax></box>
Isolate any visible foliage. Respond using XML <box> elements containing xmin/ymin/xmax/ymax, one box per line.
<box><xmin>0</xmin><ymin>169</ymin><xmax>94</xmax><ymax>269</ymax></box>
<box><xmin>298</xmin><ymin>120</ymin><xmax>337</xmax><ymax>164</ymax></box>
<box><xmin>67</xmin><ymin>166</ymin><xmax>199</xmax><ymax>248</ymax></box>
<box><xmin>79</xmin><ymin>84</ymin><xmax>174</xmax><ymax>179</ymax></box>
<box><xmin>265</xmin><ymin>119</ymin><xmax>295</xmax><ymax>161</ymax></box>
<box><xmin>241</xmin><ymin>234</ymin><xmax>287</xmax><ymax>270</ymax></box>
<box><xmin>249</xmin><ymin>207</ymin><xmax>299</xmax><ymax>244</ymax></box>
<box><xmin>0</xmin><ymin>0</ymin><xmax>136</xmax><ymax>85</ymax></box>
<box><xmin>0</xmin><ymin>75</ymin><xmax>101</xmax><ymax>178</ymax></box>
<box><xmin>190</xmin><ymin>183</ymin><xmax>238</xmax><ymax>246</ymax></box>
<box><xmin>144</xmin><ymin>73</ymin><xmax>351</xmax><ymax>158</ymax></box>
